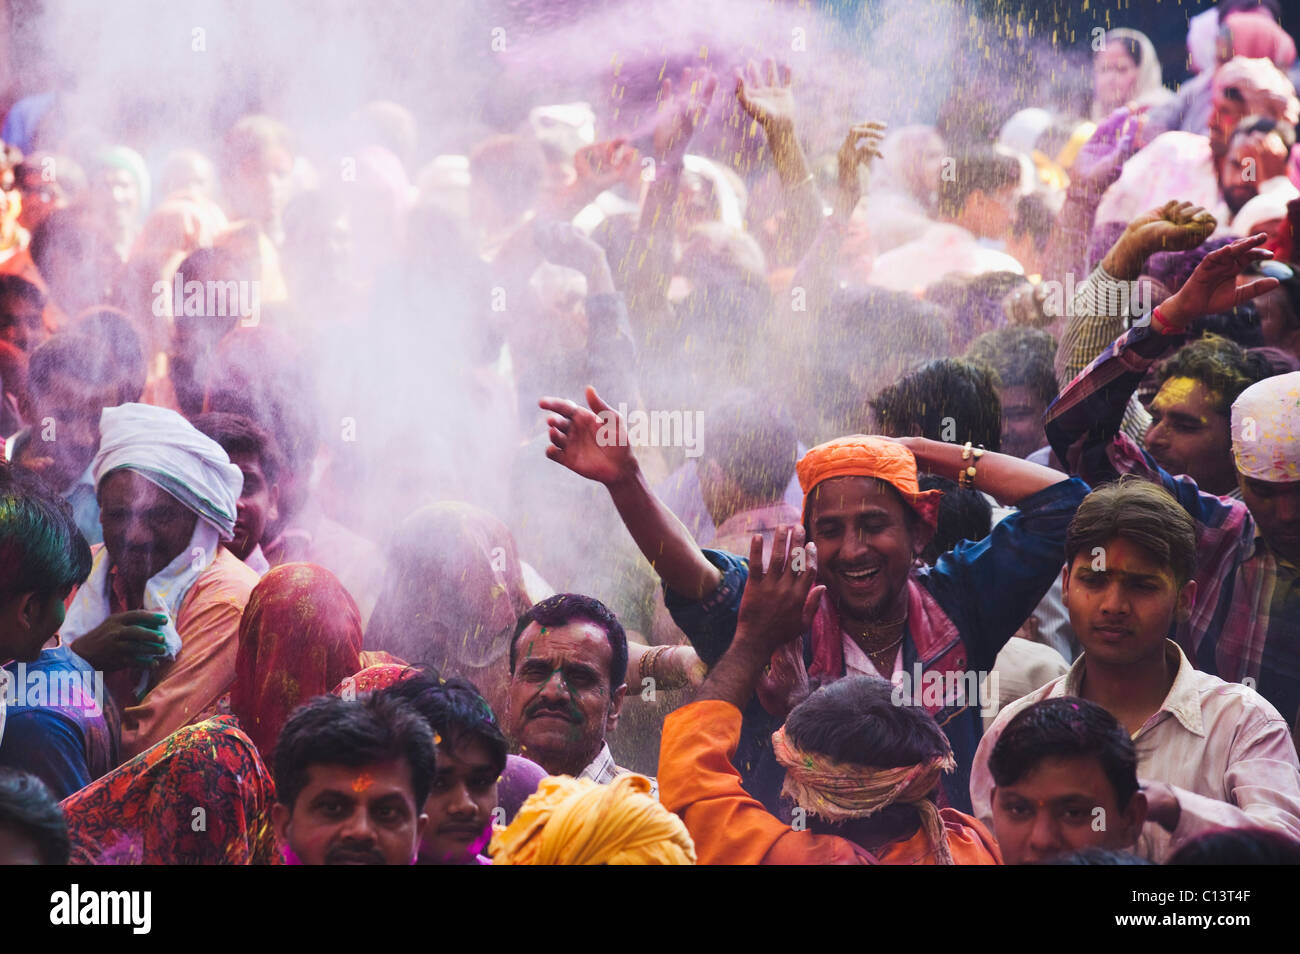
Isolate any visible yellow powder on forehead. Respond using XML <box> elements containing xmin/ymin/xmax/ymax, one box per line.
<box><xmin>1154</xmin><ymin>375</ymin><xmax>1217</xmax><ymax>424</ymax></box>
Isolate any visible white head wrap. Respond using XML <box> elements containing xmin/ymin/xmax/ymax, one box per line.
<box><xmin>1232</xmin><ymin>371</ymin><xmax>1300</xmax><ymax>482</ymax></box>
<box><xmin>61</xmin><ymin>404</ymin><xmax>243</xmax><ymax>686</ymax></box>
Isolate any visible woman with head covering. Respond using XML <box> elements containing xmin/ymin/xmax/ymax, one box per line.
<box><xmin>364</xmin><ymin>502</ymin><xmax>536</xmax><ymax>721</ymax></box>
<box><xmin>226</xmin><ymin>563</ymin><xmax>365</xmax><ymax>757</ymax></box>
<box><xmin>60</xmin><ymin>716</ymin><xmax>277</xmax><ymax>864</ymax></box>
<box><xmin>1092</xmin><ymin>29</ymin><xmax>1174</xmax><ymax>122</ymax></box>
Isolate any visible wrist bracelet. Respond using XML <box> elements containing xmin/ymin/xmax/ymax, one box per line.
<box><xmin>958</xmin><ymin>442</ymin><xmax>985</xmax><ymax>490</ymax></box>
<box><xmin>1150</xmin><ymin>305</ymin><xmax>1174</xmax><ymax>335</ymax></box>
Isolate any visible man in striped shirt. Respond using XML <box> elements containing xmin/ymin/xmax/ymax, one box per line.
<box><xmin>1046</xmin><ymin>232</ymin><xmax>1300</xmax><ymax>731</ymax></box>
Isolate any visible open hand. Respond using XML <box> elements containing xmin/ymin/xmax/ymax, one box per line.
<box><xmin>735</xmin><ymin>58</ymin><xmax>796</xmax><ymax>137</ymax></box>
<box><xmin>834</xmin><ymin>120</ymin><xmax>886</xmax><ymax>219</ymax></box>
<box><xmin>1070</xmin><ymin>105</ymin><xmax>1146</xmax><ymax>200</ymax></box>
<box><xmin>1158</xmin><ymin>232</ymin><xmax>1280</xmax><ymax>330</ymax></box>
<box><xmin>735</xmin><ymin>526</ymin><xmax>825</xmax><ymax>656</ymax></box>
<box><xmin>539</xmin><ymin>386</ymin><xmax>637</xmax><ymax>486</ymax></box>
<box><xmin>1123</xmin><ymin>200</ymin><xmax>1216</xmax><ymax>255</ymax></box>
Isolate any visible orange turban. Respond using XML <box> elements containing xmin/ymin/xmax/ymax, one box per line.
<box><xmin>796</xmin><ymin>435</ymin><xmax>942</xmax><ymax>529</ymax></box>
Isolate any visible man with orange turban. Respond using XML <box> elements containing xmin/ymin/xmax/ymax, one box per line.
<box><xmin>658</xmin><ymin>531</ymin><xmax>1000</xmax><ymax>863</ymax></box>
<box><xmin>541</xmin><ymin>387</ymin><xmax>1087</xmax><ymax>811</ymax></box>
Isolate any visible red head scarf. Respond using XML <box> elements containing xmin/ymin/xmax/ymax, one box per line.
<box><xmin>230</xmin><ymin>563</ymin><xmax>364</xmax><ymax>755</ymax></box>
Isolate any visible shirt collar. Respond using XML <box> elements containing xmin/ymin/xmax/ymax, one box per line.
<box><xmin>1058</xmin><ymin>640</ymin><xmax>1204</xmax><ymax>738</ymax></box>
<box><xmin>578</xmin><ymin>742</ymin><xmax>618</xmax><ymax>785</ymax></box>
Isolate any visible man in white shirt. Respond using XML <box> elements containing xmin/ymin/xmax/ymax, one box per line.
<box><xmin>971</xmin><ymin>478</ymin><xmax>1300</xmax><ymax>862</ymax></box>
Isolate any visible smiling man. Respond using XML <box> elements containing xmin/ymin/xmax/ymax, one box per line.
<box><xmin>541</xmin><ymin>388</ymin><xmax>1085</xmax><ymax>811</ymax></box>
<box><xmin>971</xmin><ymin>478</ymin><xmax>1300</xmax><ymax>862</ymax></box>
<box><xmin>505</xmin><ymin>594</ymin><xmax>645</xmax><ymax>791</ymax></box>
<box><xmin>272</xmin><ymin>693</ymin><xmax>433</xmax><ymax>866</ymax></box>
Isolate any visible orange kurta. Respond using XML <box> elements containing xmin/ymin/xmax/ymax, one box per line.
<box><xmin>659</xmin><ymin>699</ymin><xmax>1002</xmax><ymax>865</ymax></box>
<box><xmin>96</xmin><ymin>546</ymin><xmax>260</xmax><ymax>761</ymax></box>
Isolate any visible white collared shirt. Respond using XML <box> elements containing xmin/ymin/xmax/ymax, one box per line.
<box><xmin>971</xmin><ymin>641</ymin><xmax>1300</xmax><ymax>862</ymax></box>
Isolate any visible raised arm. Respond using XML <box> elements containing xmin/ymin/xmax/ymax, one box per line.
<box><xmin>539</xmin><ymin>386</ymin><xmax>722</xmax><ymax>601</ymax></box>
<box><xmin>898</xmin><ymin>437</ymin><xmax>1068</xmax><ymax>507</ymax></box>
<box><xmin>734</xmin><ymin>59</ymin><xmax>823</xmax><ymax>262</ymax></box>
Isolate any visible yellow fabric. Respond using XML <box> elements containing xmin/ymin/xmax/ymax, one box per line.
<box><xmin>489</xmin><ymin>774</ymin><xmax>696</xmax><ymax>865</ymax></box>
<box><xmin>771</xmin><ymin>725</ymin><xmax>958</xmax><ymax>864</ymax></box>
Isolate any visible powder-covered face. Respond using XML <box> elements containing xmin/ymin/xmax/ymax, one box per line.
<box><xmin>1145</xmin><ymin>376</ymin><xmax>1236</xmax><ymax>496</ymax></box>
<box><xmin>993</xmin><ymin>754</ymin><xmax>1142</xmax><ymax>865</ymax></box>
<box><xmin>98</xmin><ymin>470</ymin><xmax>198</xmax><ymax>592</ymax></box>
<box><xmin>506</xmin><ymin>621</ymin><xmax>624</xmax><ymax>777</ymax></box>
<box><xmin>808</xmin><ymin>477</ymin><xmax>922</xmax><ymax>625</ymax></box>
<box><xmin>273</xmin><ymin>759</ymin><xmax>426</xmax><ymax>866</ymax></box>
<box><xmin>420</xmin><ymin>736</ymin><xmax>498</xmax><ymax>864</ymax></box>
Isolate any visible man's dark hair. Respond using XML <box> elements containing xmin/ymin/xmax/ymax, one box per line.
<box><xmin>785</xmin><ymin>675</ymin><xmax>951</xmax><ymax>770</ymax></box>
<box><xmin>1012</xmin><ymin>193</ymin><xmax>1054</xmax><ymax>250</ymax></box>
<box><xmin>1168</xmin><ymin>828</ymin><xmax>1300</xmax><ymax>864</ymax></box>
<box><xmin>72</xmin><ymin>308</ymin><xmax>147</xmax><ymax>405</ymax></box>
<box><xmin>0</xmin><ymin>274</ymin><xmax>46</xmax><ymax>312</ymax></box>
<box><xmin>273</xmin><ymin>693</ymin><xmax>436</xmax><ymax>811</ymax></box>
<box><xmin>508</xmin><ymin>593</ymin><xmax>628</xmax><ymax>689</ymax></box>
<box><xmin>27</xmin><ymin>332</ymin><xmax>120</xmax><ymax>403</ymax></box>
<box><xmin>192</xmin><ymin>411</ymin><xmax>284</xmax><ymax>485</ymax></box>
<box><xmin>1230</xmin><ymin>115</ymin><xmax>1296</xmax><ymax>151</ymax></box>
<box><xmin>966</xmin><ymin>326</ymin><xmax>1059</xmax><ymax>407</ymax></box>
<box><xmin>918</xmin><ymin>474</ymin><xmax>991</xmax><ymax>565</ymax></box>
<box><xmin>870</xmin><ymin>358</ymin><xmax>1003</xmax><ymax>452</ymax></box>
<box><xmin>1155</xmin><ymin>332</ymin><xmax>1273</xmax><ymax>418</ymax></box>
<box><xmin>1065</xmin><ymin>477</ymin><xmax>1198</xmax><ymax>586</ymax></box>
<box><xmin>0</xmin><ymin>768</ymin><xmax>70</xmax><ymax>864</ymax></box>
<box><xmin>382</xmin><ymin>673</ymin><xmax>508</xmax><ymax>778</ymax></box>
<box><xmin>701</xmin><ymin>389</ymin><xmax>797</xmax><ymax>502</ymax></box>
<box><xmin>936</xmin><ymin>149</ymin><xmax>1021</xmax><ymax>219</ymax></box>
<box><xmin>0</xmin><ymin>461</ymin><xmax>92</xmax><ymax>603</ymax></box>
<box><xmin>989</xmin><ymin>697</ymin><xmax>1140</xmax><ymax>808</ymax></box>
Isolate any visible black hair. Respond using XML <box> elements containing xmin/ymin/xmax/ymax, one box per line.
<box><xmin>0</xmin><ymin>274</ymin><xmax>46</xmax><ymax>311</ymax></box>
<box><xmin>273</xmin><ymin>692</ymin><xmax>436</xmax><ymax>811</ymax></box>
<box><xmin>989</xmin><ymin>697</ymin><xmax>1140</xmax><ymax>808</ymax></box>
<box><xmin>192</xmin><ymin>411</ymin><xmax>284</xmax><ymax>485</ymax></box>
<box><xmin>701</xmin><ymin>389</ymin><xmax>798</xmax><ymax>502</ymax></box>
<box><xmin>936</xmin><ymin>149</ymin><xmax>1022</xmax><ymax>219</ymax></box>
<box><xmin>1168</xmin><ymin>828</ymin><xmax>1300</xmax><ymax>864</ymax></box>
<box><xmin>508</xmin><ymin>593</ymin><xmax>628</xmax><ymax>690</ymax></box>
<box><xmin>71</xmin><ymin>307</ymin><xmax>147</xmax><ymax>405</ymax></box>
<box><xmin>918</xmin><ymin>474</ymin><xmax>991</xmax><ymax>565</ymax></box>
<box><xmin>27</xmin><ymin>332</ymin><xmax>120</xmax><ymax>402</ymax></box>
<box><xmin>1156</xmin><ymin>332</ymin><xmax>1273</xmax><ymax>417</ymax></box>
<box><xmin>382</xmin><ymin>674</ymin><xmax>508</xmax><ymax>778</ymax></box>
<box><xmin>785</xmin><ymin>675</ymin><xmax>952</xmax><ymax>770</ymax></box>
<box><xmin>966</xmin><ymin>326</ymin><xmax>1059</xmax><ymax>407</ymax></box>
<box><xmin>0</xmin><ymin>461</ymin><xmax>92</xmax><ymax>603</ymax></box>
<box><xmin>0</xmin><ymin>768</ymin><xmax>70</xmax><ymax>864</ymax></box>
<box><xmin>870</xmin><ymin>358</ymin><xmax>1003</xmax><ymax>452</ymax></box>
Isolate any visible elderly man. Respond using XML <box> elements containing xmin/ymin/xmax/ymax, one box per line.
<box><xmin>542</xmin><ymin>387</ymin><xmax>1086</xmax><ymax>811</ymax></box>
<box><xmin>658</xmin><ymin>533</ymin><xmax>1000</xmax><ymax>864</ymax></box>
<box><xmin>1047</xmin><ymin>232</ymin><xmax>1300</xmax><ymax>729</ymax></box>
<box><xmin>504</xmin><ymin>593</ymin><xmax>654</xmax><ymax>792</ymax></box>
<box><xmin>62</xmin><ymin>403</ymin><xmax>259</xmax><ymax>760</ymax></box>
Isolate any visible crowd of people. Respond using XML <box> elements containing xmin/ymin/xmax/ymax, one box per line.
<box><xmin>4</xmin><ymin>0</ymin><xmax>1300</xmax><ymax>867</ymax></box>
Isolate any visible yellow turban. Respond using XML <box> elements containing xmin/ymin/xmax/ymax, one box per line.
<box><xmin>489</xmin><ymin>775</ymin><xmax>696</xmax><ymax>865</ymax></box>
